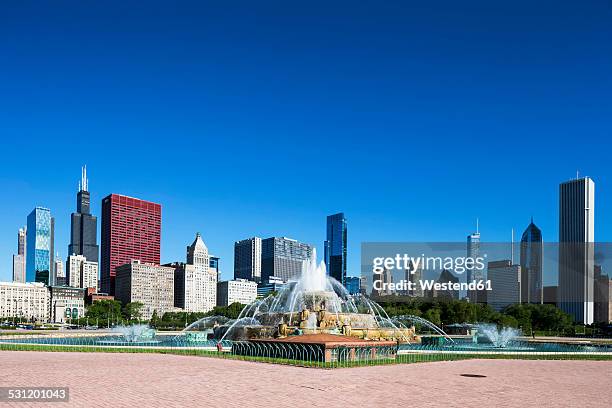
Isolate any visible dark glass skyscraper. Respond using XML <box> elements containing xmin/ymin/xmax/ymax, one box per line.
<box><xmin>558</xmin><ymin>177</ymin><xmax>595</xmax><ymax>324</ymax></box>
<box><xmin>68</xmin><ymin>166</ymin><xmax>99</xmax><ymax>263</ymax></box>
<box><xmin>324</xmin><ymin>213</ymin><xmax>347</xmax><ymax>285</ymax></box>
<box><xmin>520</xmin><ymin>218</ymin><xmax>543</xmax><ymax>304</ymax></box>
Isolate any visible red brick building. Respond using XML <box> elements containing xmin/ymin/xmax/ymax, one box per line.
<box><xmin>100</xmin><ymin>194</ymin><xmax>161</xmax><ymax>295</ymax></box>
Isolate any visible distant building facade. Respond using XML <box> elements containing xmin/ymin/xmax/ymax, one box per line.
<box><xmin>49</xmin><ymin>286</ymin><xmax>86</xmax><ymax>323</ymax></box>
<box><xmin>234</xmin><ymin>237</ymin><xmax>262</xmax><ymax>282</ymax></box>
<box><xmin>594</xmin><ymin>265</ymin><xmax>612</xmax><ymax>323</ymax></box>
<box><xmin>100</xmin><ymin>194</ymin><xmax>161</xmax><ymax>295</ymax></box>
<box><xmin>12</xmin><ymin>227</ymin><xmax>26</xmax><ymax>283</ymax></box>
<box><xmin>261</xmin><ymin>237</ymin><xmax>313</xmax><ymax>283</ymax></box>
<box><xmin>26</xmin><ymin>207</ymin><xmax>53</xmax><ymax>285</ymax></box>
<box><xmin>0</xmin><ymin>282</ymin><xmax>49</xmax><ymax>322</ymax></box>
<box><xmin>115</xmin><ymin>260</ymin><xmax>174</xmax><ymax>320</ymax></box>
<box><xmin>217</xmin><ymin>279</ymin><xmax>257</xmax><ymax>307</ymax></box>
<box><xmin>53</xmin><ymin>257</ymin><xmax>64</xmax><ymax>287</ymax></box>
<box><xmin>324</xmin><ymin>213</ymin><xmax>347</xmax><ymax>285</ymax></box>
<box><xmin>487</xmin><ymin>260</ymin><xmax>521</xmax><ymax>311</ymax></box>
<box><xmin>520</xmin><ymin>219</ymin><xmax>543</xmax><ymax>304</ymax></box>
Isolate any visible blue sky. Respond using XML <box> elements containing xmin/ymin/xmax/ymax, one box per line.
<box><xmin>1</xmin><ymin>1</ymin><xmax>611</xmax><ymax>281</ymax></box>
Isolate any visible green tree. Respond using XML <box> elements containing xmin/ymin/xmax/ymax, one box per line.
<box><xmin>123</xmin><ymin>302</ymin><xmax>144</xmax><ymax>321</ymax></box>
<box><xmin>85</xmin><ymin>300</ymin><xmax>122</xmax><ymax>327</ymax></box>
<box><xmin>150</xmin><ymin>310</ymin><xmax>160</xmax><ymax>327</ymax></box>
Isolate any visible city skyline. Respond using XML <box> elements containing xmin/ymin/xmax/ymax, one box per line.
<box><xmin>2</xmin><ymin>169</ymin><xmax>611</xmax><ymax>283</ymax></box>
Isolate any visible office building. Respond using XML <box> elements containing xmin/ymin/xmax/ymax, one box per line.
<box><xmin>558</xmin><ymin>177</ymin><xmax>595</xmax><ymax>324</ymax></box>
<box><xmin>520</xmin><ymin>218</ymin><xmax>543</xmax><ymax>304</ymax></box>
<box><xmin>115</xmin><ymin>260</ymin><xmax>174</xmax><ymax>320</ymax></box>
<box><xmin>171</xmin><ymin>233</ymin><xmax>217</xmax><ymax>313</ymax></box>
<box><xmin>257</xmin><ymin>276</ymin><xmax>287</xmax><ymax>298</ymax></box>
<box><xmin>67</xmin><ymin>254</ymin><xmax>98</xmax><ymax>290</ymax></box>
<box><xmin>234</xmin><ymin>237</ymin><xmax>262</xmax><ymax>282</ymax></box>
<box><xmin>53</xmin><ymin>257</ymin><xmax>64</xmax><ymax>287</ymax></box>
<box><xmin>433</xmin><ymin>269</ymin><xmax>460</xmax><ymax>300</ymax></box>
<box><xmin>217</xmin><ymin>279</ymin><xmax>257</xmax><ymax>307</ymax></box>
<box><xmin>324</xmin><ymin>213</ymin><xmax>347</xmax><ymax>285</ymax></box>
<box><xmin>209</xmin><ymin>255</ymin><xmax>220</xmax><ymax>281</ymax></box>
<box><xmin>100</xmin><ymin>194</ymin><xmax>161</xmax><ymax>295</ymax></box>
<box><xmin>12</xmin><ymin>227</ymin><xmax>26</xmax><ymax>283</ymax></box>
<box><xmin>49</xmin><ymin>286</ymin><xmax>86</xmax><ymax>323</ymax></box>
<box><xmin>466</xmin><ymin>221</ymin><xmax>484</xmax><ymax>303</ymax></box>
<box><xmin>0</xmin><ymin>282</ymin><xmax>50</xmax><ymax>322</ymax></box>
<box><xmin>26</xmin><ymin>207</ymin><xmax>53</xmax><ymax>285</ymax></box>
<box><xmin>261</xmin><ymin>237</ymin><xmax>313</xmax><ymax>283</ymax></box>
<box><xmin>487</xmin><ymin>260</ymin><xmax>521</xmax><ymax>311</ymax></box>
<box><xmin>405</xmin><ymin>259</ymin><xmax>424</xmax><ymax>297</ymax></box>
<box><xmin>68</xmin><ymin>166</ymin><xmax>99</xmax><ymax>263</ymax></box>
<box><xmin>594</xmin><ymin>265</ymin><xmax>612</xmax><ymax>323</ymax></box>
<box><xmin>12</xmin><ymin>255</ymin><xmax>25</xmax><ymax>283</ymax></box>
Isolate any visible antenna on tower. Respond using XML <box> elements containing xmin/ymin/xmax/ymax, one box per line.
<box><xmin>576</xmin><ymin>170</ymin><xmax>580</xmax><ymax>180</ymax></box>
<box><xmin>511</xmin><ymin>228</ymin><xmax>514</xmax><ymax>264</ymax></box>
<box><xmin>81</xmin><ymin>165</ymin><xmax>88</xmax><ymax>192</ymax></box>
<box><xmin>476</xmin><ymin>218</ymin><xmax>479</xmax><ymax>234</ymax></box>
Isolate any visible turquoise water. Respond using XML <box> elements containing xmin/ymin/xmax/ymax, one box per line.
<box><xmin>399</xmin><ymin>338</ymin><xmax>612</xmax><ymax>353</ymax></box>
<box><xmin>2</xmin><ymin>334</ymin><xmax>612</xmax><ymax>353</ymax></box>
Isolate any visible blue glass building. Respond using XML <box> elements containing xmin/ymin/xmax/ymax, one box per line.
<box><xmin>324</xmin><ymin>213</ymin><xmax>347</xmax><ymax>286</ymax></box>
<box><xmin>345</xmin><ymin>276</ymin><xmax>360</xmax><ymax>295</ymax></box>
<box><xmin>26</xmin><ymin>207</ymin><xmax>53</xmax><ymax>284</ymax></box>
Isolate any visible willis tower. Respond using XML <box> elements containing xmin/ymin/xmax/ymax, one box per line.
<box><xmin>69</xmin><ymin>166</ymin><xmax>99</xmax><ymax>262</ymax></box>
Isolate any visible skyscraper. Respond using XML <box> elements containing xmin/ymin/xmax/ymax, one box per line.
<box><xmin>487</xmin><ymin>260</ymin><xmax>521</xmax><ymax>311</ymax></box>
<box><xmin>12</xmin><ymin>227</ymin><xmax>26</xmax><ymax>283</ymax></box>
<box><xmin>324</xmin><ymin>213</ymin><xmax>347</xmax><ymax>285</ymax></box>
<box><xmin>520</xmin><ymin>218</ymin><xmax>543</xmax><ymax>304</ymax></box>
<box><xmin>558</xmin><ymin>177</ymin><xmax>595</xmax><ymax>324</ymax></box>
<box><xmin>172</xmin><ymin>233</ymin><xmax>216</xmax><ymax>312</ymax></box>
<box><xmin>26</xmin><ymin>207</ymin><xmax>53</xmax><ymax>284</ymax></box>
<box><xmin>100</xmin><ymin>194</ymin><xmax>161</xmax><ymax>295</ymax></box>
<box><xmin>261</xmin><ymin>237</ymin><xmax>313</xmax><ymax>283</ymax></box>
<box><xmin>68</xmin><ymin>166</ymin><xmax>99</xmax><ymax>263</ymax></box>
<box><xmin>466</xmin><ymin>220</ymin><xmax>484</xmax><ymax>303</ymax></box>
<box><xmin>234</xmin><ymin>237</ymin><xmax>262</xmax><ymax>282</ymax></box>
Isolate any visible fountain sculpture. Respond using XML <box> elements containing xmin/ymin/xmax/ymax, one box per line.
<box><xmin>185</xmin><ymin>250</ymin><xmax>418</xmax><ymax>343</ymax></box>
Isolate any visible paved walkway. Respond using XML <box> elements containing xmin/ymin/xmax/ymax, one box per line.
<box><xmin>1</xmin><ymin>351</ymin><xmax>611</xmax><ymax>407</ymax></box>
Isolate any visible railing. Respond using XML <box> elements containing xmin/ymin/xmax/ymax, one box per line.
<box><xmin>0</xmin><ymin>333</ymin><xmax>611</xmax><ymax>368</ymax></box>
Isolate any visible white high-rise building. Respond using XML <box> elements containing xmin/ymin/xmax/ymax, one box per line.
<box><xmin>82</xmin><ymin>261</ymin><xmax>99</xmax><ymax>290</ymax></box>
<box><xmin>0</xmin><ymin>282</ymin><xmax>50</xmax><ymax>322</ymax></box>
<box><xmin>53</xmin><ymin>256</ymin><xmax>64</xmax><ymax>286</ymax></box>
<box><xmin>174</xmin><ymin>233</ymin><xmax>217</xmax><ymax>312</ymax></box>
<box><xmin>66</xmin><ymin>254</ymin><xmax>98</xmax><ymax>289</ymax></box>
<box><xmin>217</xmin><ymin>279</ymin><xmax>257</xmax><ymax>306</ymax></box>
<box><xmin>67</xmin><ymin>254</ymin><xmax>86</xmax><ymax>288</ymax></box>
<box><xmin>558</xmin><ymin>177</ymin><xmax>595</xmax><ymax>324</ymax></box>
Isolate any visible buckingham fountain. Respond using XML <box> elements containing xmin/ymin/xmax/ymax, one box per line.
<box><xmin>185</xmin><ymin>250</ymin><xmax>419</xmax><ymax>361</ymax></box>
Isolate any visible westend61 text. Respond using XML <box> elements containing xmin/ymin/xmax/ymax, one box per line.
<box><xmin>372</xmin><ymin>279</ymin><xmax>492</xmax><ymax>293</ymax></box>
